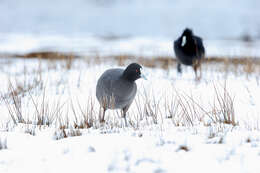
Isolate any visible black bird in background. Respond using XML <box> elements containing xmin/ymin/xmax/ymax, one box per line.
<box><xmin>174</xmin><ymin>28</ymin><xmax>205</xmax><ymax>80</ymax></box>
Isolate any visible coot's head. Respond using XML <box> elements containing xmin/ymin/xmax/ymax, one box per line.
<box><xmin>181</xmin><ymin>28</ymin><xmax>194</xmax><ymax>46</ymax></box>
<box><xmin>182</xmin><ymin>28</ymin><xmax>193</xmax><ymax>37</ymax></box>
<box><xmin>122</xmin><ymin>63</ymin><xmax>146</xmax><ymax>81</ymax></box>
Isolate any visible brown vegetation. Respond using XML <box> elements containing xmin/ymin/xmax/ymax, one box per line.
<box><xmin>0</xmin><ymin>51</ymin><xmax>259</xmax><ymax>138</ymax></box>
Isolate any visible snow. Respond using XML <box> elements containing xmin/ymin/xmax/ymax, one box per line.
<box><xmin>0</xmin><ymin>57</ymin><xmax>260</xmax><ymax>173</ymax></box>
<box><xmin>1</xmin><ymin>125</ymin><xmax>260</xmax><ymax>173</ymax></box>
<box><xmin>1</xmin><ymin>34</ymin><xmax>260</xmax><ymax>57</ymax></box>
<box><xmin>1</xmin><ymin>1</ymin><xmax>260</xmax><ymax>172</ymax></box>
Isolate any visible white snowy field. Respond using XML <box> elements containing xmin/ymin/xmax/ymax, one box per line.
<box><xmin>0</xmin><ymin>0</ymin><xmax>260</xmax><ymax>172</ymax></box>
<box><xmin>1</xmin><ymin>33</ymin><xmax>260</xmax><ymax>57</ymax></box>
<box><xmin>0</xmin><ymin>57</ymin><xmax>260</xmax><ymax>173</ymax></box>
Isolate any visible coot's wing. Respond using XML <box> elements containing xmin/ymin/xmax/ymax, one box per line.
<box><xmin>111</xmin><ymin>78</ymin><xmax>137</xmax><ymax>108</ymax></box>
<box><xmin>194</xmin><ymin>36</ymin><xmax>205</xmax><ymax>58</ymax></box>
<box><xmin>97</xmin><ymin>70</ymin><xmax>113</xmax><ymax>95</ymax></box>
<box><xmin>173</xmin><ymin>37</ymin><xmax>184</xmax><ymax>59</ymax></box>
<box><xmin>96</xmin><ymin>69</ymin><xmax>122</xmax><ymax>107</ymax></box>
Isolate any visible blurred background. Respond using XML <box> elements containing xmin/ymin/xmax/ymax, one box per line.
<box><xmin>0</xmin><ymin>0</ymin><xmax>259</xmax><ymax>56</ymax></box>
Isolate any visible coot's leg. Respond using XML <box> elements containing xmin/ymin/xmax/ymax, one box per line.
<box><xmin>193</xmin><ymin>59</ymin><xmax>202</xmax><ymax>80</ymax></box>
<box><xmin>198</xmin><ymin>60</ymin><xmax>202</xmax><ymax>79</ymax></box>
<box><xmin>99</xmin><ymin>107</ymin><xmax>106</xmax><ymax>123</ymax></box>
<box><xmin>177</xmin><ymin>63</ymin><xmax>182</xmax><ymax>73</ymax></box>
<box><xmin>193</xmin><ymin>64</ymin><xmax>198</xmax><ymax>79</ymax></box>
<box><xmin>122</xmin><ymin>107</ymin><xmax>129</xmax><ymax>127</ymax></box>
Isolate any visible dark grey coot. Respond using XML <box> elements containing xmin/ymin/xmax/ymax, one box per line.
<box><xmin>96</xmin><ymin>63</ymin><xmax>146</xmax><ymax>125</ymax></box>
<box><xmin>174</xmin><ymin>28</ymin><xmax>205</xmax><ymax>79</ymax></box>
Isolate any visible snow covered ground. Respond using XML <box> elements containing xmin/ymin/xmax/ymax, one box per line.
<box><xmin>0</xmin><ymin>57</ymin><xmax>260</xmax><ymax>173</ymax></box>
<box><xmin>1</xmin><ymin>34</ymin><xmax>260</xmax><ymax>57</ymax></box>
<box><xmin>1</xmin><ymin>124</ymin><xmax>260</xmax><ymax>173</ymax></box>
<box><xmin>0</xmin><ymin>1</ymin><xmax>260</xmax><ymax>172</ymax></box>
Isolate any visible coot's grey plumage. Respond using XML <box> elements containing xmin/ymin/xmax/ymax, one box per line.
<box><xmin>96</xmin><ymin>63</ymin><xmax>145</xmax><ymax>125</ymax></box>
<box><xmin>174</xmin><ymin>28</ymin><xmax>205</xmax><ymax>79</ymax></box>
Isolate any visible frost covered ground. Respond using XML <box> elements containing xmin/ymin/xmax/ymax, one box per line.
<box><xmin>0</xmin><ymin>56</ymin><xmax>260</xmax><ymax>173</ymax></box>
<box><xmin>1</xmin><ymin>0</ymin><xmax>260</xmax><ymax>172</ymax></box>
<box><xmin>1</xmin><ymin>34</ymin><xmax>260</xmax><ymax>57</ymax></box>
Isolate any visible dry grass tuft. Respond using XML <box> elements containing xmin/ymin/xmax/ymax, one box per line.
<box><xmin>212</xmin><ymin>84</ymin><xmax>236</xmax><ymax>125</ymax></box>
<box><xmin>4</xmin><ymin>51</ymin><xmax>260</xmax><ymax>75</ymax></box>
<box><xmin>14</xmin><ymin>51</ymin><xmax>78</xmax><ymax>60</ymax></box>
<box><xmin>246</xmin><ymin>138</ymin><xmax>251</xmax><ymax>143</ymax></box>
<box><xmin>70</xmin><ymin>96</ymin><xmax>96</xmax><ymax>129</ymax></box>
<box><xmin>2</xmin><ymin>82</ymin><xmax>25</xmax><ymax>124</ymax></box>
<box><xmin>54</xmin><ymin>128</ymin><xmax>82</xmax><ymax>140</ymax></box>
<box><xmin>28</xmin><ymin>89</ymin><xmax>64</xmax><ymax>126</ymax></box>
<box><xmin>24</xmin><ymin>125</ymin><xmax>36</xmax><ymax>136</ymax></box>
<box><xmin>177</xmin><ymin>145</ymin><xmax>189</xmax><ymax>152</ymax></box>
<box><xmin>2</xmin><ymin>81</ymin><xmax>64</xmax><ymax>127</ymax></box>
<box><xmin>0</xmin><ymin>51</ymin><xmax>259</xmax><ymax>135</ymax></box>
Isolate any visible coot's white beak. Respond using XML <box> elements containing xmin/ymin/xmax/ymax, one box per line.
<box><xmin>181</xmin><ymin>36</ymin><xmax>186</xmax><ymax>47</ymax></box>
<box><xmin>140</xmin><ymin>68</ymin><xmax>147</xmax><ymax>80</ymax></box>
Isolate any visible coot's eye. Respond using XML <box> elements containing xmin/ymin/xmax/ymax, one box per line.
<box><xmin>136</xmin><ymin>69</ymin><xmax>139</xmax><ymax>73</ymax></box>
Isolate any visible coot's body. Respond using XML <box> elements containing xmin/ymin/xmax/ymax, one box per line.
<box><xmin>96</xmin><ymin>63</ymin><xmax>145</xmax><ymax>125</ymax></box>
<box><xmin>174</xmin><ymin>28</ymin><xmax>205</xmax><ymax>79</ymax></box>
<box><xmin>96</xmin><ymin>68</ymin><xmax>137</xmax><ymax>110</ymax></box>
